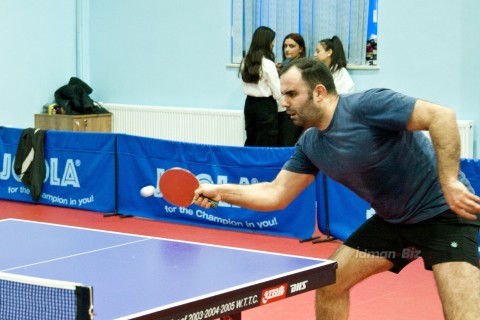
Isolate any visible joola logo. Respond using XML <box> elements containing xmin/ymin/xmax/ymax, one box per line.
<box><xmin>290</xmin><ymin>280</ymin><xmax>308</xmax><ymax>293</ymax></box>
<box><xmin>196</xmin><ymin>172</ymin><xmax>259</xmax><ymax>185</ymax></box>
<box><xmin>156</xmin><ymin>168</ymin><xmax>260</xmax><ymax>186</ymax></box>
<box><xmin>1</xmin><ymin>153</ymin><xmax>81</xmax><ymax>187</ymax></box>
<box><xmin>260</xmin><ymin>284</ymin><xmax>287</xmax><ymax>305</ymax></box>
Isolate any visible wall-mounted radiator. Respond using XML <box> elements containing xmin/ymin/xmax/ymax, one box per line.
<box><xmin>104</xmin><ymin>103</ymin><xmax>245</xmax><ymax>146</ymax></box>
<box><xmin>423</xmin><ymin>120</ymin><xmax>474</xmax><ymax>158</ymax></box>
<box><xmin>457</xmin><ymin>120</ymin><xmax>474</xmax><ymax>158</ymax></box>
<box><xmin>104</xmin><ymin>103</ymin><xmax>474</xmax><ymax>158</ymax></box>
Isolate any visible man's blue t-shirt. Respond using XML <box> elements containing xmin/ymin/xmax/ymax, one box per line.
<box><xmin>283</xmin><ymin>88</ymin><xmax>472</xmax><ymax>224</ymax></box>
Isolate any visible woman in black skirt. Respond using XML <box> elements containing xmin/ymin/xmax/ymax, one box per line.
<box><xmin>239</xmin><ymin>26</ymin><xmax>281</xmax><ymax>147</ymax></box>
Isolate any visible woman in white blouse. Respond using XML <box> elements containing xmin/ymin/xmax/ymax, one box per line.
<box><xmin>314</xmin><ymin>36</ymin><xmax>355</xmax><ymax>94</ymax></box>
<box><xmin>239</xmin><ymin>26</ymin><xmax>282</xmax><ymax>146</ymax></box>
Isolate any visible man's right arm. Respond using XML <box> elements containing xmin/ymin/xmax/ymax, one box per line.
<box><xmin>193</xmin><ymin>169</ymin><xmax>316</xmax><ymax>211</ymax></box>
<box><xmin>406</xmin><ymin>99</ymin><xmax>480</xmax><ymax>219</ymax></box>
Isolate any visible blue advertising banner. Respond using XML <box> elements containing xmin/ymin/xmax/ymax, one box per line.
<box><xmin>317</xmin><ymin>174</ymin><xmax>371</xmax><ymax>241</ymax></box>
<box><xmin>461</xmin><ymin>159</ymin><xmax>480</xmax><ymax>194</ymax></box>
<box><xmin>116</xmin><ymin>134</ymin><xmax>316</xmax><ymax>239</ymax></box>
<box><xmin>0</xmin><ymin>127</ymin><xmax>115</xmax><ymax>213</ymax></box>
<box><xmin>2</xmin><ymin>126</ymin><xmax>478</xmax><ymax>246</ymax></box>
<box><xmin>460</xmin><ymin>159</ymin><xmax>480</xmax><ymax>255</ymax></box>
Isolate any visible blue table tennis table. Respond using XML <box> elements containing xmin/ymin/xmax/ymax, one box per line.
<box><xmin>0</xmin><ymin>219</ymin><xmax>337</xmax><ymax>319</ymax></box>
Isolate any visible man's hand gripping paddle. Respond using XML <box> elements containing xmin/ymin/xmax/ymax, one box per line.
<box><xmin>159</xmin><ymin>167</ymin><xmax>218</xmax><ymax>208</ymax></box>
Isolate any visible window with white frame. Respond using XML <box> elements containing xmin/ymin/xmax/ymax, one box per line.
<box><xmin>231</xmin><ymin>0</ymin><xmax>378</xmax><ymax>67</ymax></box>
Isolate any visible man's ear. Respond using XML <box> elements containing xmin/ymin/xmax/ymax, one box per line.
<box><xmin>313</xmin><ymin>84</ymin><xmax>327</xmax><ymax>101</ymax></box>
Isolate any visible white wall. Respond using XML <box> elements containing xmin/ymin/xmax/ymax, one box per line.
<box><xmin>0</xmin><ymin>0</ymin><xmax>77</xmax><ymax>128</ymax></box>
<box><xmin>351</xmin><ymin>1</ymin><xmax>480</xmax><ymax>157</ymax></box>
<box><xmin>351</xmin><ymin>1</ymin><xmax>478</xmax><ymax>114</ymax></box>
<box><xmin>88</xmin><ymin>0</ymin><xmax>242</xmax><ymax>109</ymax></box>
<box><xmin>1</xmin><ymin>0</ymin><xmax>479</xmax><ymax>157</ymax></box>
<box><xmin>85</xmin><ymin>0</ymin><xmax>480</xmax><ymax>158</ymax></box>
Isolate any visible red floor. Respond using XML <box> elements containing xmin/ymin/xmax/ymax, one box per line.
<box><xmin>0</xmin><ymin>200</ymin><xmax>445</xmax><ymax>319</ymax></box>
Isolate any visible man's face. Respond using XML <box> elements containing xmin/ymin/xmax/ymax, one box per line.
<box><xmin>280</xmin><ymin>67</ymin><xmax>320</xmax><ymax>128</ymax></box>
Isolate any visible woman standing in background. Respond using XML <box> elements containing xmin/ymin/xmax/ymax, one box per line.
<box><xmin>277</xmin><ymin>33</ymin><xmax>306</xmax><ymax>146</ymax></box>
<box><xmin>277</xmin><ymin>33</ymin><xmax>306</xmax><ymax>70</ymax></box>
<box><xmin>239</xmin><ymin>26</ymin><xmax>282</xmax><ymax>147</ymax></box>
<box><xmin>315</xmin><ymin>35</ymin><xmax>355</xmax><ymax>94</ymax></box>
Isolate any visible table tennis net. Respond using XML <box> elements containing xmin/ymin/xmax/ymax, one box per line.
<box><xmin>0</xmin><ymin>271</ymin><xmax>93</xmax><ymax>320</ymax></box>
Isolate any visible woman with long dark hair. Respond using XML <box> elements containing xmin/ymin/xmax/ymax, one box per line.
<box><xmin>278</xmin><ymin>33</ymin><xmax>306</xmax><ymax>69</ymax></box>
<box><xmin>239</xmin><ymin>26</ymin><xmax>281</xmax><ymax>146</ymax></box>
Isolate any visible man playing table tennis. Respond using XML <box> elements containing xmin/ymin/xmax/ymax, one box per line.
<box><xmin>193</xmin><ymin>57</ymin><xmax>480</xmax><ymax>320</ymax></box>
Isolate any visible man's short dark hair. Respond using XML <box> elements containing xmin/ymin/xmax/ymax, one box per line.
<box><xmin>282</xmin><ymin>57</ymin><xmax>337</xmax><ymax>95</ymax></box>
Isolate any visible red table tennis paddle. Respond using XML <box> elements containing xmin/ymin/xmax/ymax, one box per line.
<box><xmin>158</xmin><ymin>167</ymin><xmax>218</xmax><ymax>208</ymax></box>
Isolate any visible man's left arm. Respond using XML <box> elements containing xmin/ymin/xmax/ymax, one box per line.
<box><xmin>406</xmin><ymin>99</ymin><xmax>480</xmax><ymax>220</ymax></box>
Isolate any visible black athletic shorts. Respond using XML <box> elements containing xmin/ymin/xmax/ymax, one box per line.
<box><xmin>343</xmin><ymin>209</ymin><xmax>480</xmax><ymax>273</ymax></box>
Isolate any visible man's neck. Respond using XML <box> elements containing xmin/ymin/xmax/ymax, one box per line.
<box><xmin>317</xmin><ymin>94</ymin><xmax>340</xmax><ymax>130</ymax></box>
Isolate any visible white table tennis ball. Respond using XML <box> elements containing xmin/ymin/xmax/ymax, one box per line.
<box><xmin>140</xmin><ymin>185</ymin><xmax>156</xmax><ymax>197</ymax></box>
